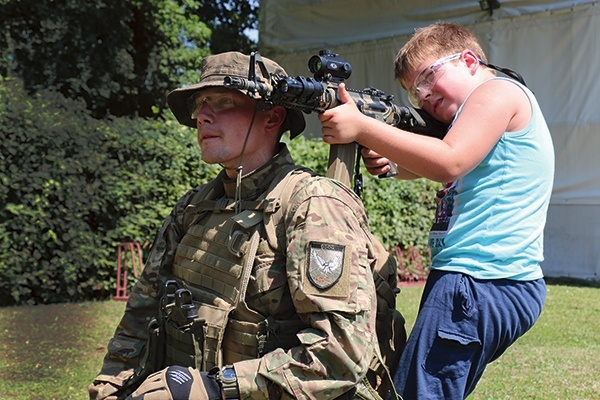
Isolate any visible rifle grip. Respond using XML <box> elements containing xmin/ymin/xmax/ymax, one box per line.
<box><xmin>327</xmin><ymin>143</ymin><xmax>357</xmax><ymax>188</ymax></box>
<box><xmin>378</xmin><ymin>161</ymin><xmax>399</xmax><ymax>178</ymax></box>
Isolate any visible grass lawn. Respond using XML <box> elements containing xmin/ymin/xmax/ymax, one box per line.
<box><xmin>0</xmin><ymin>282</ymin><xmax>597</xmax><ymax>399</ymax></box>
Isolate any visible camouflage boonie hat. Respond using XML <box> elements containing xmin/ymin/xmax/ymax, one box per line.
<box><xmin>167</xmin><ymin>51</ymin><xmax>305</xmax><ymax>139</ymax></box>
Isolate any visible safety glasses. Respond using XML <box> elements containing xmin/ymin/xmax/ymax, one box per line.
<box><xmin>188</xmin><ymin>91</ymin><xmax>237</xmax><ymax>119</ymax></box>
<box><xmin>407</xmin><ymin>53</ymin><xmax>461</xmax><ymax>108</ymax></box>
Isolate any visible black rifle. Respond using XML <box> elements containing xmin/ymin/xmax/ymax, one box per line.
<box><xmin>225</xmin><ymin>50</ymin><xmax>449</xmax><ymax>196</ymax></box>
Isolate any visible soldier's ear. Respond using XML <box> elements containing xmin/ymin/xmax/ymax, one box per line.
<box><xmin>265</xmin><ymin>105</ymin><xmax>286</xmax><ymax>133</ymax></box>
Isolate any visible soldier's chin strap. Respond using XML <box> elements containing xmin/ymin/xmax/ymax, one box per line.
<box><xmin>230</xmin><ymin>51</ymin><xmax>272</xmax><ymax>214</ymax></box>
<box><xmin>233</xmin><ymin>106</ymin><xmax>259</xmax><ymax>215</ymax></box>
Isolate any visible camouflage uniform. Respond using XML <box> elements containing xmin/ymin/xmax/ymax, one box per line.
<box><xmin>91</xmin><ymin>145</ymin><xmax>392</xmax><ymax>399</ymax></box>
<box><xmin>90</xmin><ymin>50</ymin><xmax>403</xmax><ymax>400</ymax></box>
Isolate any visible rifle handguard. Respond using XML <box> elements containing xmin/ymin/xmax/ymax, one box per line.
<box><xmin>224</xmin><ymin>49</ymin><xmax>450</xmax><ymax>194</ymax></box>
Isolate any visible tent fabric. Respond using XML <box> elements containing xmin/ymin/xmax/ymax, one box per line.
<box><xmin>260</xmin><ymin>0</ymin><xmax>600</xmax><ymax>206</ymax></box>
<box><xmin>260</xmin><ymin>0</ymin><xmax>592</xmax><ymax>53</ymax></box>
<box><xmin>260</xmin><ymin>1</ymin><xmax>600</xmax><ymax>281</ymax></box>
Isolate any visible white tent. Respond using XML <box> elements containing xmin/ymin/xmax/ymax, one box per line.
<box><xmin>259</xmin><ymin>0</ymin><xmax>600</xmax><ymax>282</ymax></box>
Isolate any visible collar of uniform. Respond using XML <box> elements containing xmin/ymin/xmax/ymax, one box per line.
<box><xmin>220</xmin><ymin>144</ymin><xmax>295</xmax><ymax>199</ymax></box>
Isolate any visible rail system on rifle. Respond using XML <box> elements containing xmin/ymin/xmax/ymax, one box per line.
<box><xmin>224</xmin><ymin>49</ymin><xmax>448</xmax><ymax>196</ymax></box>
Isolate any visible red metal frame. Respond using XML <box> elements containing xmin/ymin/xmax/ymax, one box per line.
<box><xmin>114</xmin><ymin>242</ymin><xmax>144</xmax><ymax>301</ymax></box>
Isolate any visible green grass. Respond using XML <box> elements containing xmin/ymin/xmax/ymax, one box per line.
<box><xmin>0</xmin><ymin>283</ymin><xmax>598</xmax><ymax>399</ymax></box>
<box><xmin>469</xmin><ymin>283</ymin><xmax>600</xmax><ymax>400</ymax></box>
<box><xmin>0</xmin><ymin>301</ymin><xmax>127</xmax><ymax>400</ymax></box>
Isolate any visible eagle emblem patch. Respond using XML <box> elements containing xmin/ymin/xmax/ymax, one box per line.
<box><xmin>307</xmin><ymin>241</ymin><xmax>345</xmax><ymax>289</ymax></box>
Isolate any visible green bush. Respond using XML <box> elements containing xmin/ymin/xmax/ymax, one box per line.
<box><xmin>0</xmin><ymin>77</ymin><xmax>438</xmax><ymax>306</ymax></box>
<box><xmin>1</xmin><ymin>78</ymin><xmax>106</xmax><ymax>305</ymax></box>
<box><xmin>0</xmin><ymin>78</ymin><xmax>217</xmax><ymax>305</ymax></box>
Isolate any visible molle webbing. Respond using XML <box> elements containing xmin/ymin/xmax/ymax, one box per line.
<box><xmin>174</xmin><ymin>224</ymin><xmax>246</xmax><ymax>305</ymax></box>
<box><xmin>171</xmin><ymin>225</ymin><xmax>261</xmax><ymax>370</ymax></box>
<box><xmin>159</xmin><ymin>284</ymin><xmax>232</xmax><ymax>371</ymax></box>
<box><xmin>163</xmin><ymin>165</ymin><xmax>315</xmax><ymax>370</ymax></box>
<box><xmin>222</xmin><ymin>317</ymin><xmax>305</xmax><ymax>364</ymax></box>
<box><xmin>162</xmin><ymin>318</ymin><xmax>203</xmax><ymax>368</ymax></box>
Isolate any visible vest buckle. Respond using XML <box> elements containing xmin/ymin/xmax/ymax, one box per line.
<box><xmin>228</xmin><ymin>229</ymin><xmax>249</xmax><ymax>257</ymax></box>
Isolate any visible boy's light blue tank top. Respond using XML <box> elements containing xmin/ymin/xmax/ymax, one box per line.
<box><xmin>429</xmin><ymin>78</ymin><xmax>554</xmax><ymax>280</ymax></box>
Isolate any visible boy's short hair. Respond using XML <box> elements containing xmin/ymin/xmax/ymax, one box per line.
<box><xmin>395</xmin><ymin>22</ymin><xmax>487</xmax><ymax>89</ymax></box>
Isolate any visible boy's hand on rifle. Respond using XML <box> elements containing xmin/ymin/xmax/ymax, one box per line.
<box><xmin>361</xmin><ymin>147</ymin><xmax>393</xmax><ymax>177</ymax></box>
<box><xmin>319</xmin><ymin>83</ymin><xmax>367</xmax><ymax>145</ymax></box>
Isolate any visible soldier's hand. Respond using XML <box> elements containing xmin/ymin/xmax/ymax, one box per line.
<box><xmin>88</xmin><ymin>381</ymin><xmax>118</xmax><ymax>400</ymax></box>
<box><xmin>89</xmin><ymin>370</ymin><xmax>136</xmax><ymax>400</ymax></box>
<box><xmin>125</xmin><ymin>366</ymin><xmax>225</xmax><ymax>400</ymax></box>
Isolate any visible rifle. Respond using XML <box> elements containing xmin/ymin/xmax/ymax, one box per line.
<box><xmin>224</xmin><ymin>50</ymin><xmax>449</xmax><ymax>196</ymax></box>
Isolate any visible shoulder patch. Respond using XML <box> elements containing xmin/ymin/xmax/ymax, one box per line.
<box><xmin>307</xmin><ymin>241</ymin><xmax>345</xmax><ymax>290</ymax></box>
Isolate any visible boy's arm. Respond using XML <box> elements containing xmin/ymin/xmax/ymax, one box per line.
<box><xmin>320</xmin><ymin>81</ymin><xmax>525</xmax><ymax>183</ymax></box>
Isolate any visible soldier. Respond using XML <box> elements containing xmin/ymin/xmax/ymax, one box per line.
<box><xmin>89</xmin><ymin>51</ymin><xmax>404</xmax><ymax>400</ymax></box>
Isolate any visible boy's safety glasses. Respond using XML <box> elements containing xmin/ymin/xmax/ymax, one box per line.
<box><xmin>407</xmin><ymin>53</ymin><xmax>461</xmax><ymax>108</ymax></box>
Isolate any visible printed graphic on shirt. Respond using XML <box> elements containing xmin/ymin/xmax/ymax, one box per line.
<box><xmin>429</xmin><ymin>183</ymin><xmax>457</xmax><ymax>250</ymax></box>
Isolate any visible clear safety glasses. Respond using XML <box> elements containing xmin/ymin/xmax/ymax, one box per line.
<box><xmin>407</xmin><ymin>53</ymin><xmax>461</xmax><ymax>108</ymax></box>
<box><xmin>188</xmin><ymin>91</ymin><xmax>236</xmax><ymax>119</ymax></box>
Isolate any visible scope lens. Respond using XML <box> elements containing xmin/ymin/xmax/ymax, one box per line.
<box><xmin>308</xmin><ymin>56</ymin><xmax>323</xmax><ymax>74</ymax></box>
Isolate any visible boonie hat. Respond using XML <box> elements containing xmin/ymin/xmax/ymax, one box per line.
<box><xmin>167</xmin><ymin>51</ymin><xmax>305</xmax><ymax>139</ymax></box>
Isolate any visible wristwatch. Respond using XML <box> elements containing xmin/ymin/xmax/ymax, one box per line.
<box><xmin>219</xmin><ymin>366</ymin><xmax>239</xmax><ymax>400</ymax></box>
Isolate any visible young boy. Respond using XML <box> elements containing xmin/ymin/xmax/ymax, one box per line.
<box><xmin>318</xmin><ymin>22</ymin><xmax>554</xmax><ymax>399</ymax></box>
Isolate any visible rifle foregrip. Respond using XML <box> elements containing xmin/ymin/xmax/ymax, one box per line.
<box><xmin>326</xmin><ymin>143</ymin><xmax>357</xmax><ymax>188</ymax></box>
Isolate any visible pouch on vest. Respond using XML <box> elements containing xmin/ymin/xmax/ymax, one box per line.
<box><xmin>160</xmin><ymin>283</ymin><xmax>208</xmax><ymax>370</ymax></box>
<box><xmin>133</xmin><ymin>316</ymin><xmax>165</xmax><ymax>388</ymax></box>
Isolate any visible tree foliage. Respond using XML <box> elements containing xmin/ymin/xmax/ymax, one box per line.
<box><xmin>197</xmin><ymin>0</ymin><xmax>259</xmax><ymax>54</ymax></box>
<box><xmin>0</xmin><ymin>0</ymin><xmax>258</xmax><ymax>120</ymax></box>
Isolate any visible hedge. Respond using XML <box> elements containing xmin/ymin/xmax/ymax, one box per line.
<box><xmin>0</xmin><ymin>77</ymin><xmax>438</xmax><ymax>306</ymax></box>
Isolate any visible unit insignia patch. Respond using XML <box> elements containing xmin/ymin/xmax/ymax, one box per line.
<box><xmin>307</xmin><ymin>241</ymin><xmax>345</xmax><ymax>289</ymax></box>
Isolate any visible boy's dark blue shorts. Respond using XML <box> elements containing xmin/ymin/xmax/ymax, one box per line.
<box><xmin>393</xmin><ymin>269</ymin><xmax>546</xmax><ymax>400</ymax></box>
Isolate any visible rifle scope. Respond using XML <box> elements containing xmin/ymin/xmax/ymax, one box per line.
<box><xmin>308</xmin><ymin>49</ymin><xmax>352</xmax><ymax>82</ymax></box>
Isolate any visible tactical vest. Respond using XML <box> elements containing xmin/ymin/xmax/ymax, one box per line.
<box><xmin>139</xmin><ymin>165</ymin><xmax>405</xmax><ymax>399</ymax></box>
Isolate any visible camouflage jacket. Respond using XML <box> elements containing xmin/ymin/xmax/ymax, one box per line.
<box><xmin>92</xmin><ymin>144</ymin><xmax>382</xmax><ymax>399</ymax></box>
